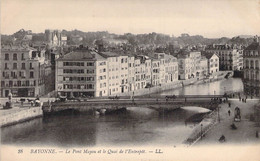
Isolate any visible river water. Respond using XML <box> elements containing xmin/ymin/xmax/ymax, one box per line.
<box><xmin>1</xmin><ymin>78</ymin><xmax>243</xmax><ymax>147</ymax></box>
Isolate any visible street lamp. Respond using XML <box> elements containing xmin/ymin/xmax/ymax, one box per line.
<box><xmin>218</xmin><ymin>106</ymin><xmax>220</xmax><ymax>122</ymax></box>
<box><xmin>201</xmin><ymin>123</ymin><xmax>203</xmax><ymax>139</ymax></box>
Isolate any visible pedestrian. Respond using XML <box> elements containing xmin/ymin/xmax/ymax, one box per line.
<box><xmin>256</xmin><ymin>131</ymin><xmax>259</xmax><ymax>138</ymax></box>
<box><xmin>245</xmin><ymin>98</ymin><xmax>247</xmax><ymax>103</ymax></box>
<box><xmin>239</xmin><ymin>96</ymin><xmax>241</xmax><ymax>101</ymax></box>
<box><xmin>228</xmin><ymin>110</ymin><xmax>231</xmax><ymax>116</ymax></box>
<box><xmin>228</xmin><ymin>102</ymin><xmax>231</xmax><ymax>108</ymax></box>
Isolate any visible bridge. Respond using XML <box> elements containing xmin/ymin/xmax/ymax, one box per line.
<box><xmin>42</xmin><ymin>95</ymin><xmax>224</xmax><ymax>115</ymax></box>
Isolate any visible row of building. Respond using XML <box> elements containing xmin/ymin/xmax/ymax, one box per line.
<box><xmin>205</xmin><ymin>44</ymin><xmax>243</xmax><ymax>71</ymax></box>
<box><xmin>242</xmin><ymin>37</ymin><xmax>260</xmax><ymax>96</ymax></box>
<box><xmin>54</xmin><ymin>49</ymin><xmax>219</xmax><ymax>97</ymax></box>
<box><xmin>1</xmin><ymin>30</ymin><xmax>259</xmax><ymax>98</ymax></box>
<box><xmin>0</xmin><ymin>44</ymin><xmax>220</xmax><ymax>97</ymax></box>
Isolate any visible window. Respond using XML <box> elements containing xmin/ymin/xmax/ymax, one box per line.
<box><xmin>30</xmin><ymin>63</ymin><xmax>33</xmax><ymax>69</ymax></box>
<box><xmin>87</xmin><ymin>69</ymin><xmax>94</xmax><ymax>74</ymax></box>
<box><xmin>13</xmin><ymin>53</ymin><xmax>17</xmax><ymax>60</ymax></box>
<box><xmin>13</xmin><ymin>63</ymin><xmax>17</xmax><ymax>69</ymax></box>
<box><xmin>1</xmin><ymin>81</ymin><xmax>5</xmax><ymax>87</ymax></box>
<box><xmin>5</xmin><ymin>63</ymin><xmax>8</xmax><ymax>69</ymax></box>
<box><xmin>87</xmin><ymin>62</ymin><xmax>94</xmax><ymax>66</ymax></box>
<box><xmin>25</xmin><ymin>80</ymin><xmax>30</xmax><ymax>86</ymax></box>
<box><xmin>5</xmin><ymin>54</ymin><xmax>9</xmax><ymax>60</ymax></box>
<box><xmin>21</xmin><ymin>53</ymin><xmax>25</xmax><ymax>60</ymax></box>
<box><xmin>64</xmin><ymin>69</ymin><xmax>85</xmax><ymax>74</ymax></box>
<box><xmin>9</xmin><ymin>81</ymin><xmax>13</xmax><ymax>87</ymax></box>
<box><xmin>17</xmin><ymin>81</ymin><xmax>21</xmax><ymax>87</ymax></box>
<box><xmin>87</xmin><ymin>84</ymin><xmax>94</xmax><ymax>89</ymax></box>
<box><xmin>30</xmin><ymin>71</ymin><xmax>34</xmax><ymax>78</ymax></box>
<box><xmin>22</xmin><ymin>63</ymin><xmax>26</xmax><ymax>69</ymax></box>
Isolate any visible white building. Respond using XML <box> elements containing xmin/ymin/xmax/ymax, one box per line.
<box><xmin>99</xmin><ymin>52</ymin><xmax>129</xmax><ymax>95</ymax></box>
<box><xmin>56</xmin><ymin>50</ymin><xmax>108</xmax><ymax>97</ymax></box>
<box><xmin>202</xmin><ymin>52</ymin><xmax>219</xmax><ymax>75</ymax></box>
<box><xmin>128</xmin><ymin>55</ymin><xmax>135</xmax><ymax>92</ymax></box>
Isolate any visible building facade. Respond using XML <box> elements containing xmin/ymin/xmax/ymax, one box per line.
<box><xmin>206</xmin><ymin>44</ymin><xmax>243</xmax><ymax>71</ymax></box>
<box><xmin>99</xmin><ymin>52</ymin><xmax>129</xmax><ymax>95</ymax></box>
<box><xmin>56</xmin><ymin>50</ymin><xmax>108</xmax><ymax>97</ymax></box>
<box><xmin>202</xmin><ymin>52</ymin><xmax>219</xmax><ymax>75</ymax></box>
<box><xmin>189</xmin><ymin>51</ymin><xmax>202</xmax><ymax>78</ymax></box>
<box><xmin>199</xmin><ymin>57</ymin><xmax>209</xmax><ymax>79</ymax></box>
<box><xmin>128</xmin><ymin>55</ymin><xmax>135</xmax><ymax>92</ymax></box>
<box><xmin>177</xmin><ymin>54</ymin><xmax>192</xmax><ymax>80</ymax></box>
<box><xmin>134</xmin><ymin>58</ymin><xmax>146</xmax><ymax>90</ymax></box>
<box><xmin>1</xmin><ymin>45</ymin><xmax>46</xmax><ymax>97</ymax></box>
<box><xmin>151</xmin><ymin>59</ymin><xmax>160</xmax><ymax>86</ymax></box>
<box><xmin>164</xmin><ymin>54</ymin><xmax>178</xmax><ymax>83</ymax></box>
<box><xmin>243</xmin><ymin>37</ymin><xmax>260</xmax><ymax>97</ymax></box>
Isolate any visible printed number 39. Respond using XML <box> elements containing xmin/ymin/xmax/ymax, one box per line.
<box><xmin>18</xmin><ymin>149</ymin><xmax>23</xmax><ymax>154</ymax></box>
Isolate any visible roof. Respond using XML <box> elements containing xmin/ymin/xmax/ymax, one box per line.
<box><xmin>244</xmin><ymin>42</ymin><xmax>260</xmax><ymax>51</ymax></box>
<box><xmin>164</xmin><ymin>54</ymin><xmax>176</xmax><ymax>60</ymax></box>
<box><xmin>99</xmin><ymin>52</ymin><xmax>119</xmax><ymax>58</ymax></box>
<box><xmin>176</xmin><ymin>50</ymin><xmax>190</xmax><ymax>58</ymax></box>
<box><xmin>201</xmin><ymin>51</ymin><xmax>217</xmax><ymax>59</ymax></box>
<box><xmin>57</xmin><ymin>50</ymin><xmax>105</xmax><ymax>61</ymax></box>
<box><xmin>1</xmin><ymin>45</ymin><xmax>36</xmax><ymax>51</ymax></box>
<box><xmin>206</xmin><ymin>44</ymin><xmax>235</xmax><ymax>50</ymax></box>
<box><xmin>99</xmin><ymin>51</ymin><xmax>128</xmax><ymax>58</ymax></box>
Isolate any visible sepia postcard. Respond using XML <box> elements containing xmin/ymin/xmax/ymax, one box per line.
<box><xmin>1</xmin><ymin>0</ymin><xmax>260</xmax><ymax>160</ymax></box>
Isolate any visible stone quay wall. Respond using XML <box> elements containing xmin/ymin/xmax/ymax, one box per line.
<box><xmin>0</xmin><ymin>107</ymin><xmax>43</xmax><ymax>127</ymax></box>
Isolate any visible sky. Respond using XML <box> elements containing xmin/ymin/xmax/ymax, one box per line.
<box><xmin>1</xmin><ymin>0</ymin><xmax>260</xmax><ymax>38</ymax></box>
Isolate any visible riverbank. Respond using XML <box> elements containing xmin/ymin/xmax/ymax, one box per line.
<box><xmin>110</xmin><ymin>71</ymin><xmax>232</xmax><ymax>97</ymax></box>
<box><xmin>0</xmin><ymin>102</ymin><xmax>43</xmax><ymax>127</ymax></box>
<box><xmin>189</xmin><ymin>98</ymin><xmax>260</xmax><ymax>146</ymax></box>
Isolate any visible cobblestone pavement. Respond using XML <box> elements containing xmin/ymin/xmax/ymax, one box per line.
<box><xmin>196</xmin><ymin>98</ymin><xmax>260</xmax><ymax>146</ymax></box>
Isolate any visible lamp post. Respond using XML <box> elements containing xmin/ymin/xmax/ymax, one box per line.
<box><xmin>132</xmin><ymin>91</ymin><xmax>135</xmax><ymax>102</ymax></box>
<box><xmin>201</xmin><ymin>123</ymin><xmax>203</xmax><ymax>139</ymax></box>
<box><xmin>149</xmin><ymin>86</ymin><xmax>151</xmax><ymax>97</ymax></box>
<box><xmin>218</xmin><ymin>105</ymin><xmax>220</xmax><ymax>122</ymax></box>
